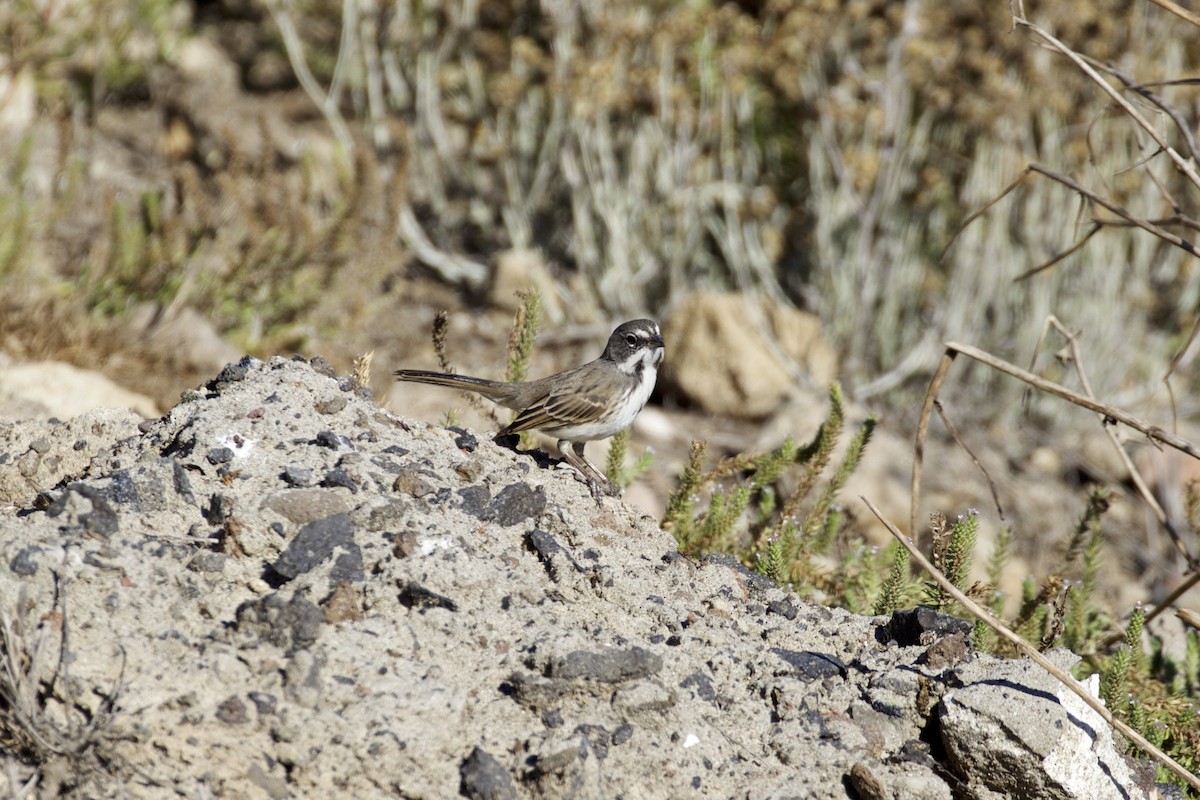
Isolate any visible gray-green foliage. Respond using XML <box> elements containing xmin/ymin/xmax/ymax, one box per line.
<box><xmin>664</xmin><ymin>383</ymin><xmax>877</xmax><ymax>592</ymax></box>
<box><xmin>923</xmin><ymin>510</ymin><xmax>979</xmax><ymax>613</ymax></box>
<box><xmin>605</xmin><ymin>427</ymin><xmax>654</xmax><ymax>492</ymax></box>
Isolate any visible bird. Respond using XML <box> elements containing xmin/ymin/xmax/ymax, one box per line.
<box><xmin>394</xmin><ymin>319</ymin><xmax>664</xmax><ymax>498</ymax></box>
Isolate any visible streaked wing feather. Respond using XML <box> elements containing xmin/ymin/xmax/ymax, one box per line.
<box><xmin>502</xmin><ymin>390</ymin><xmax>607</xmax><ymax>434</ymax></box>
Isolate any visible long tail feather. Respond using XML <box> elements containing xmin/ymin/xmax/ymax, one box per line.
<box><xmin>394</xmin><ymin>370</ymin><xmax>513</xmax><ymax>404</ymax></box>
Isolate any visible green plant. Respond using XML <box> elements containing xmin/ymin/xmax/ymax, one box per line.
<box><xmin>505</xmin><ymin>290</ymin><xmax>542</xmax><ymax>450</ymax></box>
<box><xmin>0</xmin><ymin>135</ymin><xmax>33</xmax><ymax>278</ymax></box>
<box><xmin>873</xmin><ymin>542</ymin><xmax>911</xmax><ymax>616</ymax></box>
<box><xmin>923</xmin><ymin>510</ymin><xmax>979</xmax><ymax>613</ymax></box>
<box><xmin>605</xmin><ymin>427</ymin><xmax>655</xmax><ymax>493</ymax></box>
<box><xmin>663</xmin><ymin>383</ymin><xmax>876</xmax><ymax>593</ymax></box>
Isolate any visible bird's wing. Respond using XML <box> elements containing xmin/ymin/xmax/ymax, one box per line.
<box><xmin>501</xmin><ymin>389</ymin><xmax>606</xmax><ymax>435</ymax></box>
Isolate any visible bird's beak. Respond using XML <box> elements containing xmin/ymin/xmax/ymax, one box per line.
<box><xmin>649</xmin><ymin>333</ymin><xmax>665</xmax><ymax>349</ymax></box>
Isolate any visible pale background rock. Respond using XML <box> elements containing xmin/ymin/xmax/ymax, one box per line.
<box><xmin>662</xmin><ymin>290</ymin><xmax>838</xmax><ymax>419</ymax></box>
<box><xmin>0</xmin><ymin>359</ymin><xmax>160</xmax><ymax>419</ymax></box>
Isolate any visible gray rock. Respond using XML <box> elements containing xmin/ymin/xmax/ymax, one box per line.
<box><xmin>270</xmin><ymin>513</ymin><xmax>361</xmax><ymax>582</ymax></box>
<box><xmin>551</xmin><ymin>647</ymin><xmax>662</xmax><ymax>683</ymax></box>
<box><xmin>459</xmin><ymin>747</ymin><xmax>517</xmax><ymax>800</ymax></box>
<box><xmin>486</xmin><ymin>483</ymin><xmax>546</xmax><ymax>526</ymax></box>
<box><xmin>940</xmin><ymin>650</ymin><xmax>1155</xmax><ymax>799</ymax></box>
<box><xmin>236</xmin><ymin>592</ymin><xmax>324</xmax><ymax>650</ymax></box>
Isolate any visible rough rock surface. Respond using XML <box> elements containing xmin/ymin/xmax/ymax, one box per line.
<box><xmin>0</xmin><ymin>356</ymin><xmax>1156</xmax><ymax>798</ymax></box>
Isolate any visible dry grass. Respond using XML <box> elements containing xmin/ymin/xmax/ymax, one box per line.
<box><xmin>0</xmin><ymin>584</ymin><xmax>125</xmax><ymax>798</ymax></box>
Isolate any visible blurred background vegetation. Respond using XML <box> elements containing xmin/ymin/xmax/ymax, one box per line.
<box><xmin>2</xmin><ymin>0</ymin><xmax>1197</xmax><ymax>415</ymax></box>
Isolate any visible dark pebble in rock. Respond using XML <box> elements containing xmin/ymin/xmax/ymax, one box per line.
<box><xmin>551</xmin><ymin>647</ymin><xmax>662</xmax><ymax>683</ymax></box>
<box><xmin>236</xmin><ymin>593</ymin><xmax>323</xmax><ymax>650</ymax></box>
<box><xmin>524</xmin><ymin>529</ymin><xmax>582</xmax><ymax>579</ymax></box>
<box><xmin>172</xmin><ymin>460</ymin><xmax>197</xmax><ymax>505</ymax></box>
<box><xmin>315</xmin><ymin>396</ymin><xmax>348</xmax><ymax>415</ymax></box>
<box><xmin>486</xmin><ymin>483</ymin><xmax>546</xmax><ymax>527</ymax></box>
<box><xmin>541</xmin><ymin>708</ymin><xmax>564</xmax><ymax>728</ymax></box>
<box><xmin>770</xmin><ymin>648</ymin><xmax>846</xmax><ymax>681</ymax></box>
<box><xmin>282</xmin><ymin>466</ymin><xmax>315</xmax><ymax>487</ymax></box>
<box><xmin>457</xmin><ymin>485</ymin><xmax>491</xmax><ymax>516</ymax></box>
<box><xmin>767</xmin><ymin>598</ymin><xmax>799</xmax><ymax>620</ymax></box>
<box><xmin>207</xmin><ymin>447</ymin><xmax>234</xmax><ymax>465</ymax></box>
<box><xmin>459</xmin><ymin>747</ymin><xmax>517</xmax><ymax>800</ymax></box>
<box><xmin>309</xmin><ymin>356</ymin><xmax>336</xmax><ymax>377</ymax></box>
<box><xmin>321</xmin><ymin>468</ymin><xmax>358</xmax><ymax>493</ymax></box>
<box><xmin>104</xmin><ymin>470</ymin><xmax>140</xmax><ymax>506</ymax></box>
<box><xmin>450</xmin><ymin>427</ymin><xmax>478</xmax><ymax>452</ymax></box>
<box><xmin>216</xmin><ymin>357</ymin><xmax>254</xmax><ymax>384</ymax></box>
<box><xmin>314</xmin><ymin>430</ymin><xmax>345</xmax><ymax>450</ymax></box>
<box><xmin>398</xmin><ymin>581</ymin><xmax>459</xmax><ymax>612</ymax></box>
<box><xmin>329</xmin><ymin>546</ymin><xmax>364</xmax><ymax>585</ymax></box>
<box><xmin>73</xmin><ymin>439</ymin><xmax>87</xmax><ymax>451</ymax></box>
<box><xmin>271</xmin><ymin>513</ymin><xmax>362</xmax><ymax>582</ymax></box>
<box><xmin>215</xmin><ymin>695</ymin><xmax>249</xmax><ymax>725</ymax></box>
<box><xmin>248</xmin><ymin>691</ymin><xmax>277</xmax><ymax>716</ymax></box>
<box><xmin>877</xmin><ymin>606</ymin><xmax>972</xmax><ymax>647</ymax></box>
<box><xmin>679</xmin><ymin>671</ymin><xmax>718</xmax><ymax>704</ymax></box>
<box><xmin>205</xmin><ymin>494</ymin><xmax>234</xmax><ymax>525</ymax></box>
<box><xmin>11</xmin><ymin>547</ymin><xmax>40</xmax><ymax>576</ymax></box>
<box><xmin>188</xmin><ymin>551</ymin><xmax>226</xmax><ymax>573</ymax></box>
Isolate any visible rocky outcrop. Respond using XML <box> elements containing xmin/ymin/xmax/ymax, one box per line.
<box><xmin>0</xmin><ymin>356</ymin><xmax>1155</xmax><ymax>798</ymax></box>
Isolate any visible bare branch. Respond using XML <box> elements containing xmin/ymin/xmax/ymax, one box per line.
<box><xmin>947</xmin><ymin>340</ymin><xmax>1200</xmax><ymax>460</ymax></box>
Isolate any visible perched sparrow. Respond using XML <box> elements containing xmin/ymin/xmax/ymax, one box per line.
<box><xmin>395</xmin><ymin>319</ymin><xmax>664</xmax><ymax>498</ymax></box>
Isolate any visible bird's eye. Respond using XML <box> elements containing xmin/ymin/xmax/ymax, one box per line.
<box><xmin>624</xmin><ymin>333</ymin><xmax>638</xmax><ymax>346</ymax></box>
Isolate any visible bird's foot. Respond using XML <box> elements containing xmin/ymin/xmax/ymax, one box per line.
<box><xmin>578</xmin><ymin>472</ymin><xmax>619</xmax><ymax>504</ymax></box>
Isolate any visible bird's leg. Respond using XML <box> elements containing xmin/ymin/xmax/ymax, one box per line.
<box><xmin>560</xmin><ymin>440</ymin><xmax>617</xmax><ymax>501</ymax></box>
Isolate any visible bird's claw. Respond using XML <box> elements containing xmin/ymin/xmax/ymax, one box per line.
<box><xmin>582</xmin><ymin>474</ymin><xmax>621</xmax><ymax>504</ymax></box>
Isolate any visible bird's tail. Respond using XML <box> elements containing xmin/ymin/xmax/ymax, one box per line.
<box><xmin>394</xmin><ymin>370</ymin><xmax>515</xmax><ymax>405</ymax></box>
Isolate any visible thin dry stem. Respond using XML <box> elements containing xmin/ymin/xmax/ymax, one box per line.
<box><xmin>911</xmin><ymin>350</ymin><xmax>957</xmax><ymax>537</ymax></box>
<box><xmin>1012</xmin><ymin>13</ymin><xmax>1200</xmax><ymax>194</ymax></box>
<box><xmin>1030</xmin><ymin>317</ymin><xmax>1192</xmax><ymax>567</ymax></box>
<box><xmin>933</xmin><ymin>400</ymin><xmax>1004</xmax><ymax>520</ymax></box>
<box><xmin>946</xmin><ymin>340</ymin><xmax>1200</xmax><ymax>460</ymax></box>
